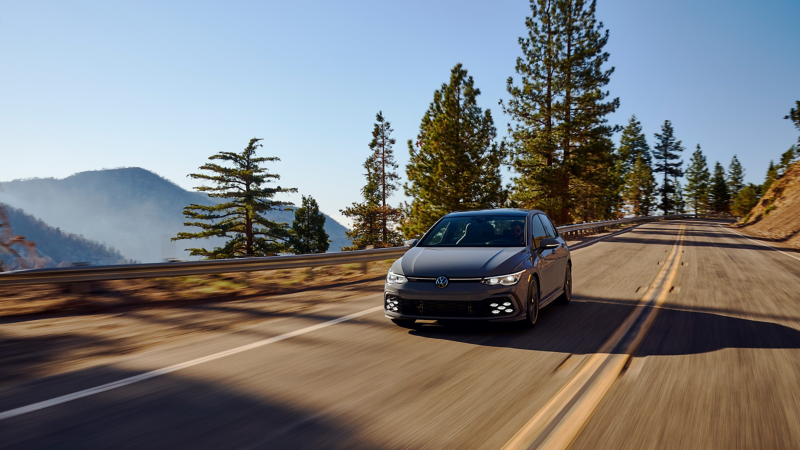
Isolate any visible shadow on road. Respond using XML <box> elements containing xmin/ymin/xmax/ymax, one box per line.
<box><xmin>407</xmin><ymin>295</ymin><xmax>800</xmax><ymax>357</ymax></box>
<box><xmin>0</xmin><ymin>365</ymin><xmax>368</xmax><ymax>450</ymax></box>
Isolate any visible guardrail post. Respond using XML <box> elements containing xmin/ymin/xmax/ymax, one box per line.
<box><xmin>361</xmin><ymin>245</ymin><xmax>374</xmax><ymax>274</ymax></box>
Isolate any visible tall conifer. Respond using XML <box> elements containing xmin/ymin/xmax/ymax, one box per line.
<box><xmin>618</xmin><ymin>115</ymin><xmax>651</xmax><ymax>173</ymax></box>
<box><xmin>727</xmin><ymin>155</ymin><xmax>744</xmax><ymax>203</ymax></box>
<box><xmin>503</xmin><ymin>0</ymin><xmax>619</xmax><ymax>225</ymax></box>
<box><xmin>779</xmin><ymin>146</ymin><xmax>797</xmax><ymax>174</ymax></box>
<box><xmin>342</xmin><ymin>112</ymin><xmax>404</xmax><ymax>249</ymax></box>
<box><xmin>653</xmin><ymin>120</ymin><xmax>684</xmax><ymax>214</ymax></box>
<box><xmin>288</xmin><ymin>196</ymin><xmax>329</xmax><ymax>254</ymax></box>
<box><xmin>709</xmin><ymin>162</ymin><xmax>730</xmax><ymax>213</ymax></box>
<box><xmin>684</xmin><ymin>145</ymin><xmax>710</xmax><ymax>214</ymax></box>
<box><xmin>369</xmin><ymin>112</ymin><xmax>402</xmax><ymax>243</ymax></box>
<box><xmin>733</xmin><ymin>184</ymin><xmax>759</xmax><ymax>216</ymax></box>
<box><xmin>763</xmin><ymin>161</ymin><xmax>778</xmax><ymax>193</ymax></box>
<box><xmin>786</xmin><ymin>100</ymin><xmax>800</xmax><ymax>146</ymax></box>
<box><xmin>174</xmin><ymin>138</ymin><xmax>296</xmax><ymax>258</ymax></box>
<box><xmin>622</xmin><ymin>154</ymin><xmax>656</xmax><ymax>216</ymax></box>
<box><xmin>403</xmin><ymin>64</ymin><xmax>506</xmax><ymax>237</ymax></box>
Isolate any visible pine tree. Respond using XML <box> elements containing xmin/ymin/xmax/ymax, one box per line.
<box><xmin>618</xmin><ymin>115</ymin><xmax>651</xmax><ymax>172</ymax></box>
<box><xmin>684</xmin><ymin>145</ymin><xmax>710</xmax><ymax>214</ymax></box>
<box><xmin>404</xmin><ymin>63</ymin><xmax>506</xmax><ymax>237</ymax></box>
<box><xmin>727</xmin><ymin>155</ymin><xmax>744</xmax><ymax>205</ymax></box>
<box><xmin>288</xmin><ymin>196</ymin><xmax>329</xmax><ymax>254</ymax></box>
<box><xmin>342</xmin><ymin>113</ymin><xmax>405</xmax><ymax>249</ymax></box>
<box><xmin>763</xmin><ymin>161</ymin><xmax>778</xmax><ymax>193</ymax></box>
<box><xmin>653</xmin><ymin>120</ymin><xmax>684</xmax><ymax>214</ymax></box>
<box><xmin>733</xmin><ymin>184</ymin><xmax>759</xmax><ymax>217</ymax></box>
<box><xmin>173</xmin><ymin>138</ymin><xmax>296</xmax><ymax>258</ymax></box>
<box><xmin>709</xmin><ymin>162</ymin><xmax>730</xmax><ymax>213</ymax></box>
<box><xmin>622</xmin><ymin>154</ymin><xmax>656</xmax><ymax>216</ymax></box>
<box><xmin>672</xmin><ymin>177</ymin><xmax>686</xmax><ymax>214</ymax></box>
<box><xmin>503</xmin><ymin>0</ymin><xmax>619</xmax><ymax>225</ymax></box>
<box><xmin>786</xmin><ymin>100</ymin><xmax>800</xmax><ymax>146</ymax></box>
<box><xmin>779</xmin><ymin>146</ymin><xmax>797</xmax><ymax>174</ymax></box>
<box><xmin>368</xmin><ymin>112</ymin><xmax>403</xmax><ymax>244</ymax></box>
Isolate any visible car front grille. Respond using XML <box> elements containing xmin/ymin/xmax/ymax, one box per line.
<box><xmin>385</xmin><ymin>296</ymin><xmax>513</xmax><ymax>318</ymax></box>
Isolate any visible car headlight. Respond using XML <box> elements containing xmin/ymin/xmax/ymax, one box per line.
<box><xmin>481</xmin><ymin>270</ymin><xmax>526</xmax><ymax>286</ymax></box>
<box><xmin>386</xmin><ymin>270</ymin><xmax>408</xmax><ymax>285</ymax></box>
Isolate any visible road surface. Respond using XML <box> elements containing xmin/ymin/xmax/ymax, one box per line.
<box><xmin>1</xmin><ymin>219</ymin><xmax>799</xmax><ymax>449</ymax></box>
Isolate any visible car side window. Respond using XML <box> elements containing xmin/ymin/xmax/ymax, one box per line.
<box><xmin>540</xmin><ymin>214</ymin><xmax>558</xmax><ymax>238</ymax></box>
<box><xmin>530</xmin><ymin>215</ymin><xmax>547</xmax><ymax>249</ymax></box>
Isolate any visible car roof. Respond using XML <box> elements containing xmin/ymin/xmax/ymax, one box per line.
<box><xmin>445</xmin><ymin>208</ymin><xmax>542</xmax><ymax>218</ymax></box>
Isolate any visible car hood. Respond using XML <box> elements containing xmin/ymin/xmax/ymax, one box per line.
<box><xmin>397</xmin><ymin>246</ymin><xmax>527</xmax><ymax>277</ymax></box>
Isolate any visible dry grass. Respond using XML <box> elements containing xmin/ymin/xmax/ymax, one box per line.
<box><xmin>0</xmin><ymin>259</ymin><xmax>395</xmax><ymax>318</ymax></box>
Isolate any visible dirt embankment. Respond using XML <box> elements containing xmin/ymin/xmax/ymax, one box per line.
<box><xmin>735</xmin><ymin>162</ymin><xmax>800</xmax><ymax>248</ymax></box>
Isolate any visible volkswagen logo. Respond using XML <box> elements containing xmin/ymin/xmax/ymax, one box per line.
<box><xmin>435</xmin><ymin>276</ymin><xmax>449</xmax><ymax>289</ymax></box>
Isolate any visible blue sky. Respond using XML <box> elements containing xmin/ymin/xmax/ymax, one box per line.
<box><xmin>1</xmin><ymin>0</ymin><xmax>798</xmax><ymax>226</ymax></box>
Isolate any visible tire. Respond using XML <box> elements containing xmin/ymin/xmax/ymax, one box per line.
<box><xmin>525</xmin><ymin>277</ymin><xmax>540</xmax><ymax>328</ymax></box>
<box><xmin>391</xmin><ymin>318</ymin><xmax>416</xmax><ymax>328</ymax></box>
<box><xmin>556</xmin><ymin>264</ymin><xmax>572</xmax><ymax>305</ymax></box>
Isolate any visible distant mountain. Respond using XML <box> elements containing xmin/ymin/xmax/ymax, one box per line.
<box><xmin>1</xmin><ymin>204</ymin><xmax>127</xmax><ymax>268</ymax></box>
<box><xmin>0</xmin><ymin>168</ymin><xmax>351</xmax><ymax>263</ymax></box>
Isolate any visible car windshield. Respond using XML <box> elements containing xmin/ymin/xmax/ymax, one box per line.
<box><xmin>418</xmin><ymin>215</ymin><xmax>527</xmax><ymax>247</ymax></box>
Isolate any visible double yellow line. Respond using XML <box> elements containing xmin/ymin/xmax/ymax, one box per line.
<box><xmin>503</xmin><ymin>225</ymin><xmax>686</xmax><ymax>450</ymax></box>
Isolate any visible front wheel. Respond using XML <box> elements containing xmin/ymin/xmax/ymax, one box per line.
<box><xmin>556</xmin><ymin>264</ymin><xmax>572</xmax><ymax>305</ymax></box>
<box><xmin>525</xmin><ymin>277</ymin><xmax>540</xmax><ymax>328</ymax></box>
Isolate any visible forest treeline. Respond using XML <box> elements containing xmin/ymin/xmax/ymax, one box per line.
<box><xmin>170</xmin><ymin>1</ymin><xmax>799</xmax><ymax>257</ymax></box>
<box><xmin>340</xmin><ymin>1</ymin><xmax>800</xmax><ymax>249</ymax></box>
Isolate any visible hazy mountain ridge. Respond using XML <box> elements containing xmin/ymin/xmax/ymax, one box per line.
<box><xmin>1</xmin><ymin>204</ymin><xmax>128</xmax><ymax>268</ymax></box>
<box><xmin>0</xmin><ymin>168</ymin><xmax>351</xmax><ymax>263</ymax></box>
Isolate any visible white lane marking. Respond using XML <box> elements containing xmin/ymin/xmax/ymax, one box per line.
<box><xmin>722</xmin><ymin>226</ymin><xmax>800</xmax><ymax>262</ymax></box>
<box><xmin>0</xmin><ymin>306</ymin><xmax>383</xmax><ymax>421</ymax></box>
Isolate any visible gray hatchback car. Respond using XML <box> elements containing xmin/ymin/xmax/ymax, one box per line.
<box><xmin>384</xmin><ymin>209</ymin><xmax>571</xmax><ymax>327</ymax></box>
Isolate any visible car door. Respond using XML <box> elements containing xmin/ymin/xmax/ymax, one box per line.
<box><xmin>532</xmin><ymin>214</ymin><xmax>559</xmax><ymax>300</ymax></box>
<box><xmin>539</xmin><ymin>214</ymin><xmax>568</xmax><ymax>287</ymax></box>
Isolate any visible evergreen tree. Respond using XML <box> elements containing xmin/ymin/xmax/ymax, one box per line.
<box><xmin>727</xmin><ymin>155</ymin><xmax>744</xmax><ymax>204</ymax></box>
<box><xmin>342</xmin><ymin>113</ymin><xmax>404</xmax><ymax>249</ymax></box>
<box><xmin>763</xmin><ymin>161</ymin><xmax>778</xmax><ymax>192</ymax></box>
<box><xmin>653</xmin><ymin>120</ymin><xmax>684</xmax><ymax>214</ymax></box>
<box><xmin>733</xmin><ymin>184</ymin><xmax>759</xmax><ymax>217</ymax></box>
<box><xmin>368</xmin><ymin>112</ymin><xmax>403</xmax><ymax>244</ymax></box>
<box><xmin>503</xmin><ymin>0</ymin><xmax>619</xmax><ymax>225</ymax></box>
<box><xmin>684</xmin><ymin>145</ymin><xmax>710</xmax><ymax>214</ymax></box>
<box><xmin>617</xmin><ymin>115</ymin><xmax>651</xmax><ymax>172</ymax></box>
<box><xmin>672</xmin><ymin>178</ymin><xmax>686</xmax><ymax>214</ymax></box>
<box><xmin>622</xmin><ymin>154</ymin><xmax>656</xmax><ymax>216</ymax></box>
<box><xmin>709</xmin><ymin>162</ymin><xmax>730</xmax><ymax>213</ymax></box>
<box><xmin>786</xmin><ymin>100</ymin><xmax>800</xmax><ymax>146</ymax></box>
<box><xmin>404</xmin><ymin>63</ymin><xmax>506</xmax><ymax>237</ymax></box>
<box><xmin>288</xmin><ymin>195</ymin><xmax>329</xmax><ymax>254</ymax></box>
<box><xmin>779</xmin><ymin>146</ymin><xmax>797</xmax><ymax>174</ymax></box>
<box><xmin>174</xmin><ymin>138</ymin><xmax>296</xmax><ymax>258</ymax></box>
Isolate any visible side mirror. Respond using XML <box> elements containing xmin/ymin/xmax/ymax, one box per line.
<box><xmin>404</xmin><ymin>239</ymin><xmax>419</xmax><ymax>248</ymax></box>
<box><xmin>538</xmin><ymin>238</ymin><xmax>559</xmax><ymax>251</ymax></box>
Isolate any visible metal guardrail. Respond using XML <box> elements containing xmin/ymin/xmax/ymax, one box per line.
<box><xmin>0</xmin><ymin>214</ymin><xmax>697</xmax><ymax>287</ymax></box>
<box><xmin>557</xmin><ymin>214</ymin><xmax>692</xmax><ymax>236</ymax></box>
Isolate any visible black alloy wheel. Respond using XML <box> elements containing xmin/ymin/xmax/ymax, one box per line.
<box><xmin>525</xmin><ymin>277</ymin><xmax>540</xmax><ymax>328</ymax></box>
<box><xmin>557</xmin><ymin>264</ymin><xmax>572</xmax><ymax>305</ymax></box>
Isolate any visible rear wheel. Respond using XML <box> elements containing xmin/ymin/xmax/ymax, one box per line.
<box><xmin>525</xmin><ymin>278</ymin><xmax>540</xmax><ymax>328</ymax></box>
<box><xmin>556</xmin><ymin>264</ymin><xmax>572</xmax><ymax>305</ymax></box>
<box><xmin>391</xmin><ymin>318</ymin><xmax>416</xmax><ymax>328</ymax></box>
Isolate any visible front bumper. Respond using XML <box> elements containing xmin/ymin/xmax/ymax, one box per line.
<box><xmin>383</xmin><ymin>279</ymin><xmax>527</xmax><ymax>322</ymax></box>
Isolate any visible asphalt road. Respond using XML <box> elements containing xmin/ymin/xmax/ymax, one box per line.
<box><xmin>1</xmin><ymin>219</ymin><xmax>799</xmax><ymax>449</ymax></box>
